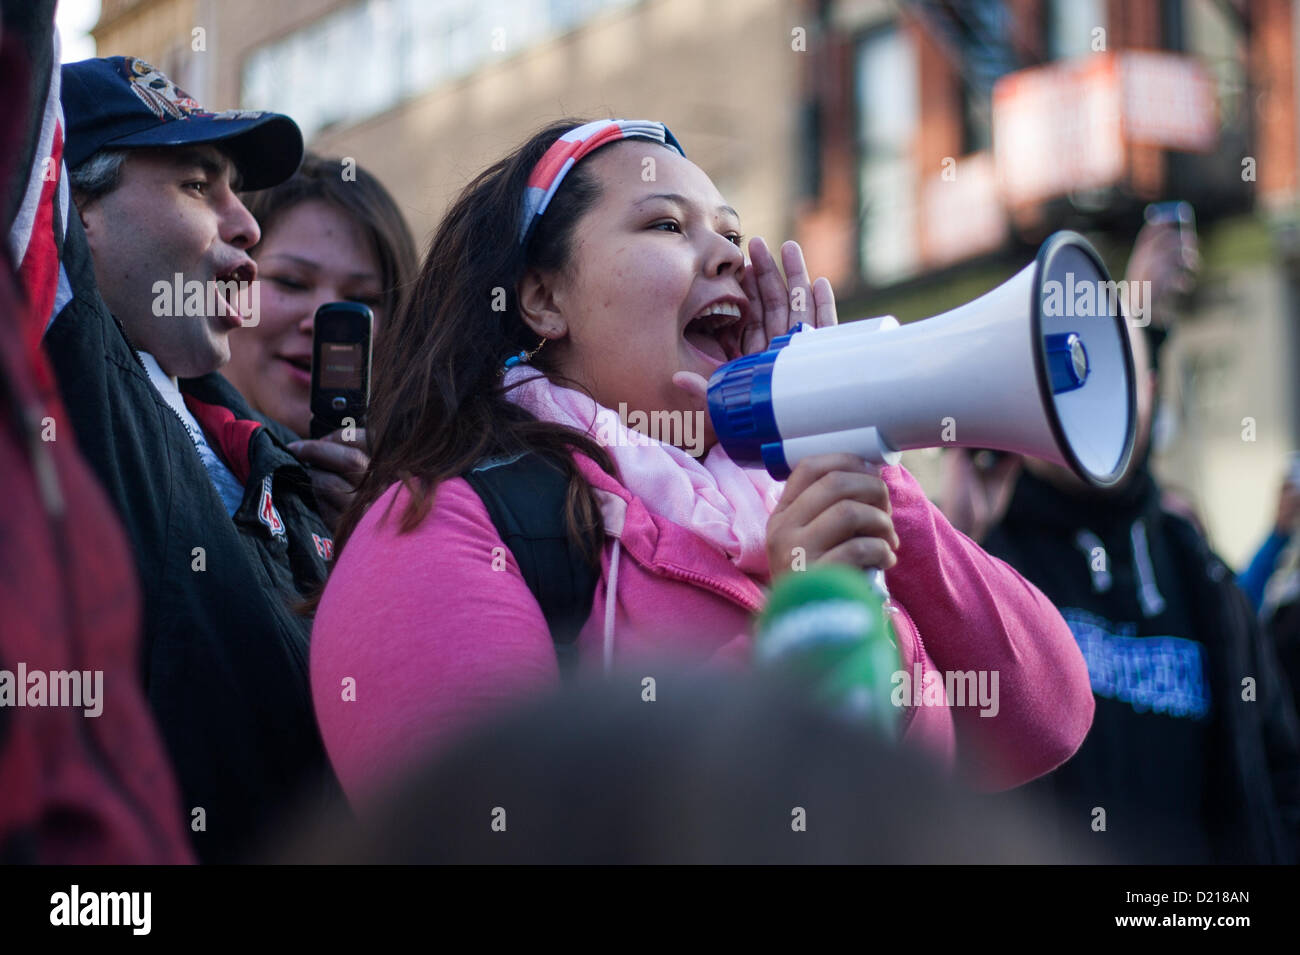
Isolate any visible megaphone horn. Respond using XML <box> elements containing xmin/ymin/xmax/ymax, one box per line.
<box><xmin>707</xmin><ymin>231</ymin><xmax>1138</xmax><ymax>488</ymax></box>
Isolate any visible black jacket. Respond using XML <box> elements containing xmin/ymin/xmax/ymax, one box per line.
<box><xmin>984</xmin><ymin>465</ymin><xmax>1300</xmax><ymax>863</ymax></box>
<box><xmin>43</xmin><ymin>211</ymin><xmax>342</xmax><ymax>862</ymax></box>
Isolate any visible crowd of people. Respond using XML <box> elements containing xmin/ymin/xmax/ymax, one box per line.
<box><xmin>2</xmin><ymin>0</ymin><xmax>1297</xmax><ymax>864</ymax></box>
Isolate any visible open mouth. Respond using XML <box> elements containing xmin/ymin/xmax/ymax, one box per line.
<box><xmin>683</xmin><ymin>300</ymin><xmax>745</xmax><ymax>364</ymax></box>
<box><xmin>214</xmin><ymin>263</ymin><xmax>256</xmax><ymax>325</ymax></box>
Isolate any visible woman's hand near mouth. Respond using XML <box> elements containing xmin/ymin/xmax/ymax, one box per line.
<box><xmin>739</xmin><ymin>236</ymin><xmax>837</xmax><ymax>355</ymax></box>
<box><xmin>673</xmin><ymin>237</ymin><xmax>837</xmax><ymax>438</ymax></box>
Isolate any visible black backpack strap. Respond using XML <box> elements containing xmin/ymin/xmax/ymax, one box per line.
<box><xmin>464</xmin><ymin>451</ymin><xmax>600</xmax><ymax>677</ymax></box>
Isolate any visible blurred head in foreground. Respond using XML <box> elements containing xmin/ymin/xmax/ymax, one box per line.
<box><xmin>282</xmin><ymin>671</ymin><xmax>1101</xmax><ymax>864</ymax></box>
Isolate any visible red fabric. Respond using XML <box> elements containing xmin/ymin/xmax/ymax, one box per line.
<box><xmin>0</xmin><ymin>18</ymin><xmax>191</xmax><ymax>864</ymax></box>
<box><xmin>526</xmin><ymin>122</ymin><xmax>625</xmax><ymax>189</ymax></box>
<box><xmin>16</xmin><ymin>123</ymin><xmax>60</xmax><ymax>371</ymax></box>
<box><xmin>1</xmin><ymin>29</ymin><xmax>62</xmax><ymax>397</ymax></box>
<box><xmin>183</xmin><ymin>393</ymin><xmax>261</xmax><ymax>485</ymax></box>
<box><xmin>0</xmin><ymin>267</ymin><xmax>193</xmax><ymax>864</ymax></box>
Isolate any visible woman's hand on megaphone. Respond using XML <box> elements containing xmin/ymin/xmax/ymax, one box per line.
<box><xmin>739</xmin><ymin>237</ymin><xmax>837</xmax><ymax>356</ymax></box>
<box><xmin>765</xmin><ymin>453</ymin><xmax>899</xmax><ymax>581</ymax></box>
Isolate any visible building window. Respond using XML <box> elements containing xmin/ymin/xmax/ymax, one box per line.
<box><xmin>1175</xmin><ymin>0</ymin><xmax>1246</xmax><ymax>125</ymax></box>
<box><xmin>856</xmin><ymin>25</ymin><xmax>919</xmax><ymax>286</ymax></box>
<box><xmin>1044</xmin><ymin>0</ymin><xmax>1106</xmax><ymax>61</ymax></box>
<box><xmin>241</xmin><ymin>0</ymin><xmax>637</xmax><ymax>140</ymax></box>
<box><xmin>909</xmin><ymin>2</ymin><xmax>1019</xmax><ymax>158</ymax></box>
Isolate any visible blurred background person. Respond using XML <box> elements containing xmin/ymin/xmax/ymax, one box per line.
<box><xmin>1251</xmin><ymin>468</ymin><xmax>1300</xmax><ymax>707</ymax></box>
<box><xmin>1239</xmin><ymin>468</ymin><xmax>1300</xmax><ymax>612</ymax></box>
<box><xmin>1260</xmin><ymin>552</ymin><xmax>1300</xmax><ymax>718</ymax></box>
<box><xmin>944</xmin><ymin>217</ymin><xmax>1300</xmax><ymax>863</ymax></box>
<box><xmin>223</xmin><ymin>152</ymin><xmax>417</xmax><ymax>525</ymax></box>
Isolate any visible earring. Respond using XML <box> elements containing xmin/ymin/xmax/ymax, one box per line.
<box><xmin>504</xmin><ymin>336</ymin><xmax>548</xmax><ymax>370</ymax></box>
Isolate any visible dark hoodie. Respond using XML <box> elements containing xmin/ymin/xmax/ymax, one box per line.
<box><xmin>984</xmin><ymin>459</ymin><xmax>1300</xmax><ymax>863</ymax></box>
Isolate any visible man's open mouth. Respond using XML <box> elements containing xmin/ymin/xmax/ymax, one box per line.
<box><xmin>213</xmin><ymin>264</ymin><xmax>256</xmax><ymax>324</ymax></box>
<box><xmin>683</xmin><ymin>300</ymin><xmax>744</xmax><ymax>363</ymax></box>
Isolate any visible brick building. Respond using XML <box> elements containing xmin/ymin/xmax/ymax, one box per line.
<box><xmin>89</xmin><ymin>0</ymin><xmax>1300</xmax><ymax>563</ymax></box>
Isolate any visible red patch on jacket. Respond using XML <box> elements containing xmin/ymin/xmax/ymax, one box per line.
<box><xmin>258</xmin><ymin>475</ymin><xmax>285</xmax><ymax>537</ymax></box>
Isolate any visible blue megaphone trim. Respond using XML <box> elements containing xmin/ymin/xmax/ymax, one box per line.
<box><xmin>707</xmin><ymin>349</ymin><xmax>782</xmax><ymax>469</ymax></box>
<box><xmin>767</xmin><ymin>322</ymin><xmax>807</xmax><ymax>351</ymax></box>
<box><xmin>761</xmin><ymin>441</ymin><xmax>792</xmax><ymax>480</ymax></box>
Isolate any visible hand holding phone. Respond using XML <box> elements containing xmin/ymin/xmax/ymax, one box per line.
<box><xmin>1136</xmin><ymin>201</ymin><xmax>1200</xmax><ymax>324</ymax></box>
<box><xmin>310</xmin><ymin>302</ymin><xmax>373</xmax><ymax>440</ymax></box>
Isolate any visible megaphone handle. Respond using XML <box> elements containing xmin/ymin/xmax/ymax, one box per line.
<box><xmin>866</xmin><ymin>567</ymin><xmax>890</xmax><ymax>598</ymax></box>
<box><xmin>862</xmin><ymin>460</ymin><xmax>893</xmax><ymax>603</ymax></box>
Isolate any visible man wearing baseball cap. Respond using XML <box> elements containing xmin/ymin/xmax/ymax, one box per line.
<box><xmin>44</xmin><ymin>56</ymin><xmax>344</xmax><ymax>862</ymax></box>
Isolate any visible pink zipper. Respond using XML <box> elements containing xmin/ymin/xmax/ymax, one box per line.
<box><xmin>652</xmin><ymin>561</ymin><xmax>765</xmax><ymax>612</ymax></box>
<box><xmin>886</xmin><ymin>596</ymin><xmax>924</xmax><ymax>733</ymax></box>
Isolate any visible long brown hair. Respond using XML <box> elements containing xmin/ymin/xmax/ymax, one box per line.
<box><xmin>329</xmin><ymin>119</ymin><xmax>642</xmax><ymax>573</ymax></box>
<box><xmin>239</xmin><ymin>152</ymin><xmax>418</xmax><ymax>325</ymax></box>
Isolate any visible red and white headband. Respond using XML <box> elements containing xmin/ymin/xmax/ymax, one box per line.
<box><xmin>518</xmin><ymin>119</ymin><xmax>684</xmax><ymax>247</ymax></box>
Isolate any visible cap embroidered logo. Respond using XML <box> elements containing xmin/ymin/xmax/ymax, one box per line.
<box><xmin>122</xmin><ymin>57</ymin><xmax>204</xmax><ymax>120</ymax></box>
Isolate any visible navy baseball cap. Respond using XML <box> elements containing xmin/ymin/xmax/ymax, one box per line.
<box><xmin>61</xmin><ymin>56</ymin><xmax>303</xmax><ymax>191</ymax></box>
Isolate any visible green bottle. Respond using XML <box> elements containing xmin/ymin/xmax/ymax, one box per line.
<box><xmin>756</xmin><ymin>564</ymin><xmax>902</xmax><ymax>737</ymax></box>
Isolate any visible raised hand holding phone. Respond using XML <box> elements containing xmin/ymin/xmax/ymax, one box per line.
<box><xmin>286</xmin><ymin>302</ymin><xmax>374</xmax><ymax>531</ymax></box>
<box><xmin>309</xmin><ymin>302</ymin><xmax>373</xmax><ymax>439</ymax></box>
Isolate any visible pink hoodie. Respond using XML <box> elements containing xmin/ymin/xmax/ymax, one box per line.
<box><xmin>311</xmin><ymin>456</ymin><xmax>1094</xmax><ymax>805</ymax></box>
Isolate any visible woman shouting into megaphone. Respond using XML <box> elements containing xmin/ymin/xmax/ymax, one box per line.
<box><xmin>308</xmin><ymin>119</ymin><xmax>1094</xmax><ymax>807</ymax></box>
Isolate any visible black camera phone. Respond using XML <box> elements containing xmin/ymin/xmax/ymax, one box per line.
<box><xmin>310</xmin><ymin>302</ymin><xmax>373</xmax><ymax>440</ymax></box>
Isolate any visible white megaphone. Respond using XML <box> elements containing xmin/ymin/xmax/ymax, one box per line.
<box><xmin>707</xmin><ymin>231</ymin><xmax>1137</xmax><ymax>487</ymax></box>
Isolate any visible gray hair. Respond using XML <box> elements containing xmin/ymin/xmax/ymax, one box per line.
<box><xmin>68</xmin><ymin>149</ymin><xmax>129</xmax><ymax>204</ymax></box>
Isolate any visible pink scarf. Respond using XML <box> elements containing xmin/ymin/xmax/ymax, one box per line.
<box><xmin>504</xmin><ymin>367</ymin><xmax>783</xmax><ymax>576</ymax></box>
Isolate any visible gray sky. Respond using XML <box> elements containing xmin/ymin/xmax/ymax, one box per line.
<box><xmin>56</xmin><ymin>0</ymin><xmax>101</xmax><ymax>62</ymax></box>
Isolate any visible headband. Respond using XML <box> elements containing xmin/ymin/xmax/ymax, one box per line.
<box><xmin>518</xmin><ymin>119</ymin><xmax>684</xmax><ymax>247</ymax></box>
